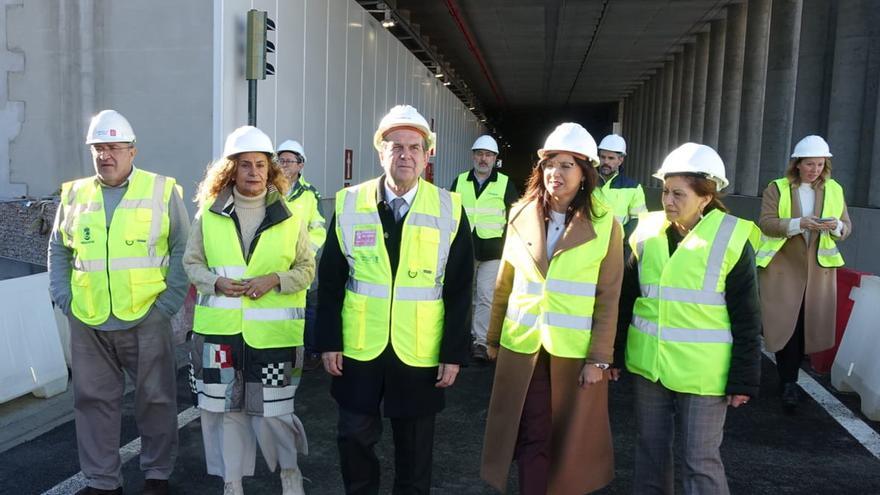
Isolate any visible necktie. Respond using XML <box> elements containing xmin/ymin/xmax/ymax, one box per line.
<box><xmin>390</xmin><ymin>197</ymin><xmax>406</xmax><ymax>222</ymax></box>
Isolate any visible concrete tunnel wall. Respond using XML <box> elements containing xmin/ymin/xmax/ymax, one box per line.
<box><xmin>618</xmin><ymin>0</ymin><xmax>880</xmax><ymax>275</ymax></box>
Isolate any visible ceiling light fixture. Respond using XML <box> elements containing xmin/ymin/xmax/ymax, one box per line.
<box><xmin>435</xmin><ymin>73</ymin><xmax>444</xmax><ymax>79</ymax></box>
<box><xmin>381</xmin><ymin>9</ymin><xmax>395</xmax><ymax>28</ymax></box>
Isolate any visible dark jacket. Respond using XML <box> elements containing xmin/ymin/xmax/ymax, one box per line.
<box><xmin>614</xmin><ymin>221</ymin><xmax>762</xmax><ymax>397</ymax></box>
<box><xmin>316</xmin><ymin>179</ymin><xmax>474</xmax><ymax>417</ymax></box>
<box><xmin>449</xmin><ymin>169</ymin><xmax>519</xmax><ymax>261</ymax></box>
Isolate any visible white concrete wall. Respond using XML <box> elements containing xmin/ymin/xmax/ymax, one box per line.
<box><xmin>214</xmin><ymin>0</ymin><xmax>485</xmax><ymax>199</ymax></box>
<box><xmin>6</xmin><ymin>0</ymin><xmax>214</xmax><ymax>201</ymax></box>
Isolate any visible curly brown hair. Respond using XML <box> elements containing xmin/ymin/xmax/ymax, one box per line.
<box><xmin>194</xmin><ymin>152</ymin><xmax>288</xmax><ymax>208</ymax></box>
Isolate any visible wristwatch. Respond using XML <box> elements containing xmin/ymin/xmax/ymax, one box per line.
<box><xmin>593</xmin><ymin>363</ymin><xmax>610</xmax><ymax>370</ymax></box>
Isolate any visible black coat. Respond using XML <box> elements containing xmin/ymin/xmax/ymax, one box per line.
<box><xmin>449</xmin><ymin>169</ymin><xmax>520</xmax><ymax>261</ymax></box>
<box><xmin>316</xmin><ymin>180</ymin><xmax>474</xmax><ymax>417</ymax></box>
<box><xmin>614</xmin><ymin>222</ymin><xmax>762</xmax><ymax>397</ymax></box>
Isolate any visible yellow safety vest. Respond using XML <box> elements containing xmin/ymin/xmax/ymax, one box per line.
<box><xmin>454</xmin><ymin>171</ymin><xmax>508</xmax><ymax>239</ymax></box>
<box><xmin>59</xmin><ymin>168</ymin><xmax>176</xmax><ymax>326</ymax></box>
<box><xmin>755</xmin><ymin>178</ymin><xmax>845</xmax><ymax>268</ymax></box>
<box><xmin>192</xmin><ymin>193</ymin><xmax>306</xmax><ymax>349</ymax></box>
<box><xmin>625</xmin><ymin>210</ymin><xmax>758</xmax><ymax>396</ymax></box>
<box><xmin>286</xmin><ymin>176</ymin><xmax>326</xmax><ymax>254</ymax></box>
<box><xmin>335</xmin><ymin>178</ymin><xmax>461</xmax><ymax>367</ymax></box>
<box><xmin>597</xmin><ymin>173</ymin><xmax>647</xmax><ymax>226</ymax></box>
<box><xmin>500</xmin><ymin>209</ymin><xmax>613</xmax><ymax>358</ymax></box>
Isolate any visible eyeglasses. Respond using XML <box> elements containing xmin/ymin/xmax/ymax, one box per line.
<box><xmin>540</xmin><ymin>159</ymin><xmax>577</xmax><ymax>171</ymax></box>
<box><xmin>90</xmin><ymin>145</ymin><xmax>133</xmax><ymax>155</ymax></box>
<box><xmin>278</xmin><ymin>159</ymin><xmax>302</xmax><ymax>165</ymax></box>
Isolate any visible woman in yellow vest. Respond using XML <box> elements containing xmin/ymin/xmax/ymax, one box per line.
<box><xmin>481</xmin><ymin>123</ymin><xmax>623</xmax><ymax>494</ymax></box>
<box><xmin>614</xmin><ymin>143</ymin><xmax>761</xmax><ymax>495</ymax></box>
<box><xmin>756</xmin><ymin>135</ymin><xmax>852</xmax><ymax>412</ymax></box>
<box><xmin>183</xmin><ymin>126</ymin><xmax>315</xmax><ymax>495</ymax></box>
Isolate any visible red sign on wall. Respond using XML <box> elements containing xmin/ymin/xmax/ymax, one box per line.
<box><xmin>425</xmin><ymin>162</ymin><xmax>434</xmax><ymax>183</ymax></box>
<box><xmin>344</xmin><ymin>149</ymin><xmax>353</xmax><ymax>180</ymax></box>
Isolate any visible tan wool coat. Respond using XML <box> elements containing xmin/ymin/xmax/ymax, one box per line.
<box><xmin>480</xmin><ymin>199</ymin><xmax>623</xmax><ymax>494</ymax></box>
<box><xmin>758</xmin><ymin>179</ymin><xmax>852</xmax><ymax>353</ymax></box>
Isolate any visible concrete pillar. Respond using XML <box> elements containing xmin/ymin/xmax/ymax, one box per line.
<box><xmin>717</xmin><ymin>1</ymin><xmax>748</xmax><ymax>190</ymax></box>
<box><xmin>691</xmin><ymin>32</ymin><xmax>710</xmax><ymax>143</ymax></box>
<box><xmin>735</xmin><ymin>0</ymin><xmax>772</xmax><ymax>196</ymax></box>
<box><xmin>661</xmin><ymin>59</ymin><xmax>674</xmax><ymax>156</ymax></box>
<box><xmin>827</xmin><ymin>0</ymin><xmax>875</xmax><ymax>203</ymax></box>
<box><xmin>639</xmin><ymin>79</ymin><xmax>653</xmax><ymax>180</ymax></box>
<box><xmin>635</xmin><ymin>84</ymin><xmax>647</xmax><ymax>179</ymax></box>
<box><xmin>679</xmin><ymin>42</ymin><xmax>696</xmax><ymax>144</ymax></box>
<box><xmin>758</xmin><ymin>0</ymin><xmax>804</xmax><ymax>190</ymax></box>
<box><xmin>651</xmin><ymin>73</ymin><xmax>664</xmax><ymax>175</ymax></box>
<box><xmin>670</xmin><ymin>52</ymin><xmax>684</xmax><ymax>147</ymax></box>
<box><xmin>703</xmin><ymin>18</ymin><xmax>727</xmax><ymax>147</ymax></box>
<box><xmin>791</xmin><ymin>0</ymin><xmax>834</xmax><ymax>142</ymax></box>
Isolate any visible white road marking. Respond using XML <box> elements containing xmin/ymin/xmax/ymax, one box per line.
<box><xmin>42</xmin><ymin>407</ymin><xmax>201</xmax><ymax>495</ymax></box>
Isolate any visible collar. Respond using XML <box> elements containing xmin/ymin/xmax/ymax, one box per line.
<box><xmin>599</xmin><ymin>171</ymin><xmax>618</xmax><ymax>186</ymax></box>
<box><xmin>467</xmin><ymin>168</ymin><xmax>498</xmax><ymax>183</ymax></box>
<box><xmin>383</xmin><ymin>177</ymin><xmax>418</xmax><ymax>205</ymax></box>
<box><xmin>96</xmin><ymin>165</ymin><xmax>137</xmax><ymax>188</ymax></box>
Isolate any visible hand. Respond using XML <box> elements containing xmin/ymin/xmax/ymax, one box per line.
<box><xmin>435</xmin><ymin>363</ymin><xmax>460</xmax><ymax>388</ymax></box>
<box><xmin>727</xmin><ymin>394</ymin><xmax>750</xmax><ymax>408</ymax></box>
<box><xmin>578</xmin><ymin>364</ymin><xmax>605</xmax><ymax>388</ymax></box>
<box><xmin>609</xmin><ymin>367</ymin><xmax>622</xmax><ymax>382</ymax></box>
<box><xmin>486</xmin><ymin>345</ymin><xmax>499</xmax><ymax>362</ymax></box>
<box><xmin>801</xmin><ymin>216</ymin><xmax>834</xmax><ymax>232</ymax></box>
<box><xmin>322</xmin><ymin>352</ymin><xmax>344</xmax><ymax>376</ymax></box>
<box><xmin>242</xmin><ymin>274</ymin><xmax>280</xmax><ymax>300</ymax></box>
<box><xmin>215</xmin><ymin>277</ymin><xmax>247</xmax><ymax>297</ymax></box>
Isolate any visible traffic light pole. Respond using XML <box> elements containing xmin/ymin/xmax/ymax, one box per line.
<box><xmin>248</xmin><ymin>79</ymin><xmax>257</xmax><ymax>126</ymax></box>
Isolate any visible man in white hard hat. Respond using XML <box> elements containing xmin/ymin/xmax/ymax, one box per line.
<box><xmin>450</xmin><ymin>135</ymin><xmax>519</xmax><ymax>362</ymax></box>
<box><xmin>597</xmin><ymin>134</ymin><xmax>646</xmax><ymax>244</ymax></box>
<box><xmin>277</xmin><ymin>139</ymin><xmax>326</xmax><ymax>371</ymax></box>
<box><xmin>48</xmin><ymin>110</ymin><xmax>190</xmax><ymax>495</ymax></box>
<box><xmin>317</xmin><ymin>105</ymin><xmax>473</xmax><ymax>493</ymax></box>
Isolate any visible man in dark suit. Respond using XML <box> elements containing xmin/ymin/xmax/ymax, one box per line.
<box><xmin>317</xmin><ymin>105</ymin><xmax>473</xmax><ymax>494</ymax></box>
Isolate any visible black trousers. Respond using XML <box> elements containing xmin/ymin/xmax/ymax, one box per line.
<box><xmin>776</xmin><ymin>299</ymin><xmax>806</xmax><ymax>384</ymax></box>
<box><xmin>337</xmin><ymin>407</ymin><xmax>436</xmax><ymax>495</ymax></box>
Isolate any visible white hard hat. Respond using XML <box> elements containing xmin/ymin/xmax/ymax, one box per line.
<box><xmin>598</xmin><ymin>134</ymin><xmax>627</xmax><ymax>155</ymax></box>
<box><xmin>277</xmin><ymin>139</ymin><xmax>307</xmax><ymax>163</ymax></box>
<box><xmin>538</xmin><ymin>123</ymin><xmax>599</xmax><ymax>166</ymax></box>
<box><xmin>86</xmin><ymin>110</ymin><xmax>136</xmax><ymax>144</ymax></box>
<box><xmin>223</xmin><ymin>126</ymin><xmax>274</xmax><ymax>159</ymax></box>
<box><xmin>654</xmin><ymin>143</ymin><xmax>729</xmax><ymax>191</ymax></box>
<box><xmin>471</xmin><ymin>135</ymin><xmax>499</xmax><ymax>154</ymax></box>
<box><xmin>791</xmin><ymin>135</ymin><xmax>832</xmax><ymax>158</ymax></box>
<box><xmin>373</xmin><ymin>105</ymin><xmax>436</xmax><ymax>153</ymax></box>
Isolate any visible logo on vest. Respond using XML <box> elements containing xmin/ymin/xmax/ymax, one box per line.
<box><xmin>81</xmin><ymin>226</ymin><xmax>93</xmax><ymax>244</ymax></box>
<box><xmin>354</xmin><ymin>229</ymin><xmax>377</xmax><ymax>247</ymax></box>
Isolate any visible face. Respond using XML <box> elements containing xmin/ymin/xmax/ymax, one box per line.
<box><xmin>90</xmin><ymin>142</ymin><xmax>137</xmax><ymax>186</ymax></box>
<box><xmin>379</xmin><ymin>128</ymin><xmax>429</xmax><ymax>190</ymax></box>
<box><xmin>472</xmin><ymin>149</ymin><xmax>497</xmax><ymax>176</ymax></box>
<box><xmin>662</xmin><ymin>176</ymin><xmax>711</xmax><ymax>227</ymax></box>
<box><xmin>542</xmin><ymin>153</ymin><xmax>584</xmax><ymax>204</ymax></box>
<box><xmin>598</xmin><ymin>150</ymin><xmax>624</xmax><ymax>177</ymax></box>
<box><xmin>234</xmin><ymin>152</ymin><xmax>270</xmax><ymax>197</ymax></box>
<box><xmin>797</xmin><ymin>157</ymin><xmax>825</xmax><ymax>184</ymax></box>
<box><xmin>277</xmin><ymin>151</ymin><xmax>304</xmax><ymax>183</ymax></box>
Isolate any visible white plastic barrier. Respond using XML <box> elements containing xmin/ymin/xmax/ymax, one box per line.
<box><xmin>0</xmin><ymin>273</ymin><xmax>68</xmax><ymax>403</ymax></box>
<box><xmin>831</xmin><ymin>274</ymin><xmax>880</xmax><ymax>420</ymax></box>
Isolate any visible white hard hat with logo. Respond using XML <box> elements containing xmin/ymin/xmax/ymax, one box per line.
<box><xmin>86</xmin><ymin>110</ymin><xmax>136</xmax><ymax>144</ymax></box>
<box><xmin>373</xmin><ymin>105</ymin><xmax>436</xmax><ymax>153</ymax></box>
<box><xmin>653</xmin><ymin>142</ymin><xmax>729</xmax><ymax>191</ymax></box>
<box><xmin>277</xmin><ymin>139</ymin><xmax>307</xmax><ymax>163</ymax></box>
<box><xmin>598</xmin><ymin>134</ymin><xmax>627</xmax><ymax>155</ymax></box>
<box><xmin>223</xmin><ymin>126</ymin><xmax>274</xmax><ymax>159</ymax></box>
<box><xmin>538</xmin><ymin>123</ymin><xmax>599</xmax><ymax>166</ymax></box>
<box><xmin>471</xmin><ymin>135</ymin><xmax>499</xmax><ymax>154</ymax></box>
<box><xmin>791</xmin><ymin>135</ymin><xmax>832</xmax><ymax>158</ymax></box>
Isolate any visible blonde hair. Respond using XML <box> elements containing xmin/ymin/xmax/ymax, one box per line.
<box><xmin>194</xmin><ymin>153</ymin><xmax>288</xmax><ymax>208</ymax></box>
<box><xmin>785</xmin><ymin>157</ymin><xmax>833</xmax><ymax>186</ymax></box>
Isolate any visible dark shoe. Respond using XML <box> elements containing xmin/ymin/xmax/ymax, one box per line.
<box><xmin>75</xmin><ymin>486</ymin><xmax>123</xmax><ymax>495</ymax></box>
<box><xmin>781</xmin><ymin>382</ymin><xmax>800</xmax><ymax>413</ymax></box>
<box><xmin>142</xmin><ymin>479</ymin><xmax>169</xmax><ymax>495</ymax></box>
<box><xmin>303</xmin><ymin>352</ymin><xmax>322</xmax><ymax>372</ymax></box>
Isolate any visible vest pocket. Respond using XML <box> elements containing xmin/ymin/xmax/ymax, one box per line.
<box><xmin>71</xmin><ymin>270</ymin><xmax>96</xmax><ymax>318</ymax></box>
<box><xmin>342</xmin><ymin>294</ymin><xmax>368</xmax><ymax>351</ymax></box>
<box><xmin>415</xmin><ymin>301</ymin><xmax>444</xmax><ymax>358</ymax></box>
<box><xmin>130</xmin><ymin>271</ymin><xmax>166</xmax><ymax>315</ymax></box>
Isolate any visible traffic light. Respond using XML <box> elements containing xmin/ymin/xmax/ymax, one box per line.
<box><xmin>246</xmin><ymin>9</ymin><xmax>275</xmax><ymax>80</ymax></box>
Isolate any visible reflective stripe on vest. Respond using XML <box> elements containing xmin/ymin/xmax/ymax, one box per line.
<box><xmin>335</xmin><ymin>178</ymin><xmax>461</xmax><ymax>367</ymax></box>
<box><xmin>454</xmin><ymin>171</ymin><xmax>508</xmax><ymax>239</ymax></box>
<box><xmin>60</xmin><ymin>169</ymin><xmax>175</xmax><ymax>325</ymax></box>
<box><xmin>500</xmin><ymin>210</ymin><xmax>613</xmax><ymax>358</ymax></box>
<box><xmin>192</xmin><ymin>203</ymin><xmax>306</xmax><ymax>349</ymax></box>
<box><xmin>756</xmin><ymin>178</ymin><xmax>845</xmax><ymax>268</ymax></box>
<box><xmin>598</xmin><ymin>175</ymin><xmax>646</xmax><ymax>226</ymax></box>
<box><xmin>625</xmin><ymin>209</ymin><xmax>756</xmax><ymax>396</ymax></box>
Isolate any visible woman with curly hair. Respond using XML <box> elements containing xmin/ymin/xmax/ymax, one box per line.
<box><xmin>183</xmin><ymin>126</ymin><xmax>315</xmax><ymax>495</ymax></box>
